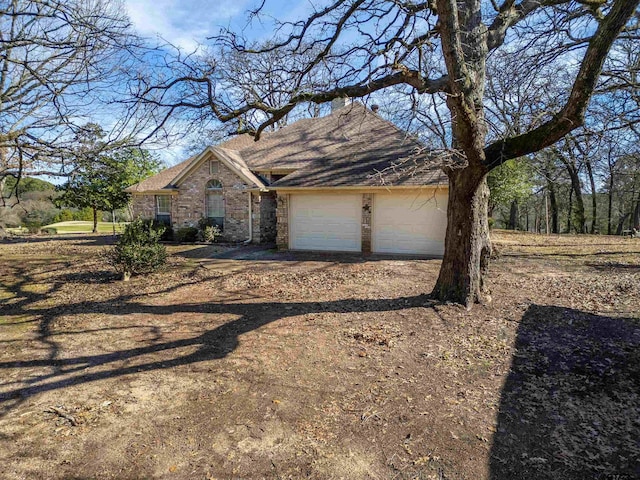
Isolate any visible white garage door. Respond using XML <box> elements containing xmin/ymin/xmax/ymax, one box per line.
<box><xmin>373</xmin><ymin>190</ymin><xmax>448</xmax><ymax>255</ymax></box>
<box><xmin>290</xmin><ymin>194</ymin><xmax>361</xmax><ymax>251</ymax></box>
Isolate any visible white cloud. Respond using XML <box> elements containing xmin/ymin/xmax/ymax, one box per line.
<box><xmin>124</xmin><ymin>0</ymin><xmax>249</xmax><ymax>51</ymax></box>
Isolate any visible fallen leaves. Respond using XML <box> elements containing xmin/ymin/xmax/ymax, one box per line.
<box><xmin>1</xmin><ymin>232</ymin><xmax>638</xmax><ymax>479</ymax></box>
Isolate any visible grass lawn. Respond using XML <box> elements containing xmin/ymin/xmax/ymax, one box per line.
<box><xmin>0</xmin><ymin>232</ymin><xmax>638</xmax><ymax>479</ymax></box>
<box><xmin>41</xmin><ymin>220</ymin><xmax>127</xmax><ymax>234</ymax></box>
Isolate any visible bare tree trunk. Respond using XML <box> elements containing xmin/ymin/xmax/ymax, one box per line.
<box><xmin>430</xmin><ymin>0</ymin><xmax>493</xmax><ymax>307</ymax></box>
<box><xmin>545</xmin><ymin>193</ymin><xmax>549</xmax><ymax>235</ymax></box>
<box><xmin>633</xmin><ymin>195</ymin><xmax>640</xmax><ymax>230</ymax></box>
<box><xmin>508</xmin><ymin>200</ymin><xmax>518</xmax><ymax>230</ymax></box>
<box><xmin>567</xmin><ymin>187</ymin><xmax>573</xmax><ymax>233</ymax></box>
<box><xmin>540</xmin><ymin>160</ymin><xmax>559</xmax><ymax>233</ymax></box>
<box><xmin>92</xmin><ymin>207</ymin><xmax>98</xmax><ymax>233</ymax></box>
<box><xmin>585</xmin><ymin>158</ymin><xmax>597</xmax><ymax>233</ymax></box>
<box><xmin>566</xmin><ymin>164</ymin><xmax>586</xmax><ymax>233</ymax></box>
<box><xmin>432</xmin><ymin>169</ymin><xmax>491</xmax><ymax>306</ymax></box>
<box><xmin>607</xmin><ymin>175</ymin><xmax>615</xmax><ymax>235</ymax></box>
<box><xmin>616</xmin><ymin>213</ymin><xmax>630</xmax><ymax>235</ymax></box>
<box><xmin>548</xmin><ymin>181</ymin><xmax>559</xmax><ymax>234</ymax></box>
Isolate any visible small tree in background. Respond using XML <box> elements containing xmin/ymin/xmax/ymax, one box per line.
<box><xmin>98</xmin><ymin>148</ymin><xmax>162</xmax><ymax>235</ymax></box>
<box><xmin>56</xmin><ymin>124</ymin><xmax>161</xmax><ymax>233</ymax></box>
<box><xmin>488</xmin><ymin>159</ymin><xmax>533</xmax><ymax>230</ymax></box>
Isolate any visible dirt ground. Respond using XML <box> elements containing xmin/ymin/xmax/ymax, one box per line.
<box><xmin>0</xmin><ymin>232</ymin><xmax>638</xmax><ymax>479</ymax></box>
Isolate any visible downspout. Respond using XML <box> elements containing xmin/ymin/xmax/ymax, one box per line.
<box><xmin>244</xmin><ymin>191</ymin><xmax>252</xmax><ymax>244</ymax></box>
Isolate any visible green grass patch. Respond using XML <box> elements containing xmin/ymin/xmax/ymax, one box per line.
<box><xmin>41</xmin><ymin>221</ymin><xmax>127</xmax><ymax>234</ymax></box>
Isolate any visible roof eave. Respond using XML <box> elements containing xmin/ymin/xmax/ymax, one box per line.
<box><xmin>128</xmin><ymin>188</ymin><xmax>179</xmax><ymax>195</ymax></box>
<box><xmin>270</xmin><ymin>184</ymin><xmax>449</xmax><ymax>191</ymax></box>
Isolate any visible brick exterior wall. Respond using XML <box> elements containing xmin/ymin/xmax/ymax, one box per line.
<box><xmin>130</xmin><ymin>157</ymin><xmax>275</xmax><ymax>243</ymax></box>
<box><xmin>276</xmin><ymin>194</ymin><xmax>289</xmax><ymax>250</ymax></box>
<box><xmin>361</xmin><ymin>193</ymin><xmax>372</xmax><ymax>254</ymax></box>
<box><xmin>173</xmin><ymin>159</ymin><xmax>249</xmax><ymax>241</ymax></box>
<box><xmin>131</xmin><ymin>194</ymin><xmax>156</xmax><ymax>220</ymax></box>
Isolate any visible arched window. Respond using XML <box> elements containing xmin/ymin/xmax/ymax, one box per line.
<box><xmin>205</xmin><ymin>179</ymin><xmax>224</xmax><ymax>229</ymax></box>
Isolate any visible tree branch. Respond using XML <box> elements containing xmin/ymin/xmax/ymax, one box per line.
<box><xmin>486</xmin><ymin>0</ymin><xmax>570</xmax><ymax>52</ymax></box>
<box><xmin>484</xmin><ymin>0</ymin><xmax>640</xmax><ymax>170</ymax></box>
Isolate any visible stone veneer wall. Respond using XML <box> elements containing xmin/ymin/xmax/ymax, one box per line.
<box><xmin>259</xmin><ymin>192</ymin><xmax>277</xmax><ymax>243</ymax></box>
<box><xmin>276</xmin><ymin>194</ymin><xmax>289</xmax><ymax>250</ymax></box>
<box><xmin>251</xmin><ymin>191</ymin><xmax>277</xmax><ymax>243</ymax></box>
<box><xmin>361</xmin><ymin>193</ymin><xmax>372</xmax><ymax>254</ymax></box>
<box><xmin>251</xmin><ymin>192</ymin><xmax>262</xmax><ymax>243</ymax></box>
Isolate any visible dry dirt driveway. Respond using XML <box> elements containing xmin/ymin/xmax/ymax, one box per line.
<box><xmin>0</xmin><ymin>233</ymin><xmax>638</xmax><ymax>479</ymax></box>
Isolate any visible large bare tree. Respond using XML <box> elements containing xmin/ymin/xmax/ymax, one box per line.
<box><xmin>137</xmin><ymin>0</ymin><xmax>640</xmax><ymax>306</ymax></box>
<box><xmin>0</xmin><ymin>0</ymin><xmax>143</xmax><ymax>203</ymax></box>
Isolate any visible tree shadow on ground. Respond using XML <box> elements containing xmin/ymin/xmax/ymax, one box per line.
<box><xmin>501</xmin><ymin>250</ymin><xmax>640</xmax><ymax>259</ymax></box>
<box><xmin>0</xmin><ymin>234</ymin><xmax>117</xmax><ymax>246</ymax></box>
<box><xmin>584</xmin><ymin>262</ymin><xmax>640</xmax><ymax>272</ymax></box>
<box><xmin>0</xmin><ymin>261</ymin><xmax>434</xmax><ymax>415</ymax></box>
<box><xmin>490</xmin><ymin>305</ymin><xmax>640</xmax><ymax>480</ymax></box>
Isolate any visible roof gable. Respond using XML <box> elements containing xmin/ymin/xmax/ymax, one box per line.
<box><xmin>126</xmin><ymin>143</ymin><xmax>266</xmax><ymax>194</ymax></box>
<box><xmin>171</xmin><ymin>146</ymin><xmax>266</xmax><ymax>190</ymax></box>
<box><xmin>125</xmin><ymin>156</ymin><xmax>194</xmax><ymax>193</ymax></box>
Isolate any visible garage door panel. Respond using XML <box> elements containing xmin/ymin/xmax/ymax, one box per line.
<box><xmin>290</xmin><ymin>194</ymin><xmax>361</xmax><ymax>252</ymax></box>
<box><xmin>373</xmin><ymin>191</ymin><xmax>447</xmax><ymax>255</ymax></box>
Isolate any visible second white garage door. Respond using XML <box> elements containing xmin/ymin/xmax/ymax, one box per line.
<box><xmin>373</xmin><ymin>190</ymin><xmax>447</xmax><ymax>255</ymax></box>
<box><xmin>289</xmin><ymin>194</ymin><xmax>362</xmax><ymax>252</ymax></box>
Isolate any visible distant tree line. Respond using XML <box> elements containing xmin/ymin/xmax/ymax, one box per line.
<box><xmin>488</xmin><ymin>131</ymin><xmax>640</xmax><ymax>235</ymax></box>
<box><xmin>0</xmin><ymin>177</ymin><xmax>99</xmax><ymax>231</ymax></box>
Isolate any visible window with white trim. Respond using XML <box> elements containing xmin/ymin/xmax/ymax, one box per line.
<box><xmin>155</xmin><ymin>195</ymin><xmax>171</xmax><ymax>225</ymax></box>
<box><xmin>205</xmin><ymin>179</ymin><xmax>224</xmax><ymax>229</ymax></box>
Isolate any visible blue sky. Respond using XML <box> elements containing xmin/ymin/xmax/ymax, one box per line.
<box><xmin>124</xmin><ymin>0</ymin><xmax>310</xmax><ymax>51</ymax></box>
<box><xmin>121</xmin><ymin>0</ymin><xmax>316</xmax><ymax>165</ymax></box>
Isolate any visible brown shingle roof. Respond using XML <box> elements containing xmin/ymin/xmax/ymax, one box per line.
<box><xmin>260</xmin><ymin>103</ymin><xmax>446</xmax><ymax>187</ymax></box>
<box><xmin>125</xmin><ymin>155</ymin><xmax>193</xmax><ymax>192</ymax></box>
<box><xmin>127</xmin><ymin>103</ymin><xmax>446</xmax><ymax>192</ymax></box>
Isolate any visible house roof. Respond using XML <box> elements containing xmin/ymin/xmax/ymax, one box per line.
<box><xmin>125</xmin><ymin>137</ymin><xmax>266</xmax><ymax>193</ymax></box>
<box><xmin>126</xmin><ymin>102</ymin><xmax>447</xmax><ymax>193</ymax></box>
<box><xmin>263</xmin><ymin>103</ymin><xmax>447</xmax><ymax>188</ymax></box>
<box><xmin>125</xmin><ymin>157</ymin><xmax>193</xmax><ymax>193</ymax></box>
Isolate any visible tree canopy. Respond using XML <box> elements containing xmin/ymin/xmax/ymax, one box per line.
<box><xmin>56</xmin><ymin>125</ymin><xmax>161</xmax><ymax>233</ymax></box>
<box><xmin>488</xmin><ymin>159</ymin><xmax>533</xmax><ymax>215</ymax></box>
